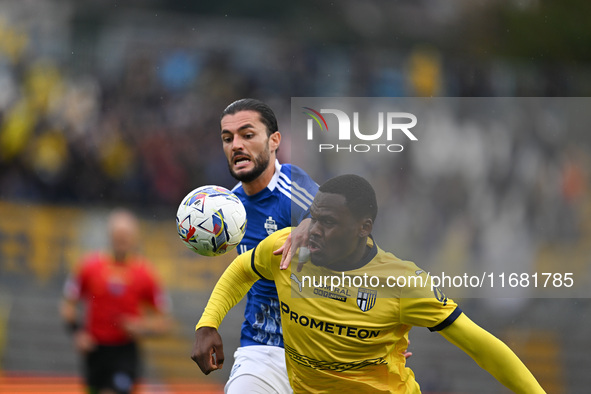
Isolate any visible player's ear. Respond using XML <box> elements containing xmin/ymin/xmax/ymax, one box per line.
<box><xmin>269</xmin><ymin>131</ymin><xmax>281</xmax><ymax>153</ymax></box>
<box><xmin>358</xmin><ymin>218</ymin><xmax>373</xmax><ymax>238</ymax></box>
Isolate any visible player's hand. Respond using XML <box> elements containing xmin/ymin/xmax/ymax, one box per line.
<box><xmin>73</xmin><ymin>330</ymin><xmax>96</xmax><ymax>353</ymax></box>
<box><xmin>191</xmin><ymin>327</ymin><xmax>224</xmax><ymax>375</ymax></box>
<box><xmin>403</xmin><ymin>339</ymin><xmax>412</xmax><ymax>359</ymax></box>
<box><xmin>121</xmin><ymin>316</ymin><xmax>146</xmax><ymax>338</ymax></box>
<box><xmin>274</xmin><ymin>218</ymin><xmax>311</xmax><ymax>271</ymax></box>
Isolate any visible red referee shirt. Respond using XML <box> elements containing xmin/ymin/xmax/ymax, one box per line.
<box><xmin>65</xmin><ymin>252</ymin><xmax>168</xmax><ymax>345</ymax></box>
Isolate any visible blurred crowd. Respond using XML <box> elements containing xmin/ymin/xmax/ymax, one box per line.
<box><xmin>292</xmin><ymin>97</ymin><xmax>590</xmax><ymax>303</ymax></box>
<box><xmin>0</xmin><ymin>11</ymin><xmax>237</xmax><ymax>207</ymax></box>
<box><xmin>376</xmin><ymin>102</ymin><xmax>590</xmax><ymax>288</ymax></box>
<box><xmin>0</xmin><ymin>2</ymin><xmax>589</xmax><ymax>272</ymax></box>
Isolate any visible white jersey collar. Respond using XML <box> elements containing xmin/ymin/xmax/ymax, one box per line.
<box><xmin>267</xmin><ymin>160</ymin><xmax>283</xmax><ymax>191</ymax></box>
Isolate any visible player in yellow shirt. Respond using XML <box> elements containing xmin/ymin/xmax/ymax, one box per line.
<box><xmin>192</xmin><ymin>174</ymin><xmax>545</xmax><ymax>393</ymax></box>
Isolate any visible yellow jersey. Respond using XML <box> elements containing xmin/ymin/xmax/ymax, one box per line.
<box><xmin>242</xmin><ymin>228</ymin><xmax>460</xmax><ymax>393</ymax></box>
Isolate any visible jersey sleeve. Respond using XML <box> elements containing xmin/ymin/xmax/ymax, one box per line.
<box><xmin>195</xmin><ymin>250</ymin><xmax>259</xmax><ymax>329</ymax></box>
<box><xmin>440</xmin><ymin>314</ymin><xmax>545</xmax><ymax>393</ymax></box>
<box><xmin>195</xmin><ymin>229</ymin><xmax>289</xmax><ymax>330</ymax></box>
<box><xmin>249</xmin><ymin>228</ymin><xmax>291</xmax><ymax>280</ymax></box>
<box><xmin>287</xmin><ymin>165</ymin><xmax>318</xmax><ymax>225</ymax></box>
<box><xmin>398</xmin><ymin>265</ymin><xmax>462</xmax><ymax>331</ymax></box>
<box><xmin>63</xmin><ymin>253</ymin><xmax>95</xmax><ymax>300</ymax></box>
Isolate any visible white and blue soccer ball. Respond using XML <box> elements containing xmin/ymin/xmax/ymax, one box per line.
<box><xmin>176</xmin><ymin>185</ymin><xmax>247</xmax><ymax>256</ymax></box>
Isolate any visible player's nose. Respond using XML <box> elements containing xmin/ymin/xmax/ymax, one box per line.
<box><xmin>231</xmin><ymin>135</ymin><xmax>245</xmax><ymax>150</ymax></box>
<box><xmin>309</xmin><ymin>221</ymin><xmax>322</xmax><ymax>238</ymax></box>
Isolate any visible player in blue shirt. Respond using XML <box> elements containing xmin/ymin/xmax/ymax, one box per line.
<box><xmin>199</xmin><ymin>98</ymin><xmax>318</xmax><ymax>393</ymax></box>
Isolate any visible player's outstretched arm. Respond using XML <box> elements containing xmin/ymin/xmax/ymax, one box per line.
<box><xmin>121</xmin><ymin>309</ymin><xmax>172</xmax><ymax>338</ymax></box>
<box><xmin>60</xmin><ymin>296</ymin><xmax>96</xmax><ymax>353</ymax></box>
<box><xmin>191</xmin><ymin>250</ymin><xmax>260</xmax><ymax>374</ymax></box>
<box><xmin>274</xmin><ymin>218</ymin><xmax>311</xmax><ymax>271</ymax></box>
<box><xmin>439</xmin><ymin>313</ymin><xmax>546</xmax><ymax>393</ymax></box>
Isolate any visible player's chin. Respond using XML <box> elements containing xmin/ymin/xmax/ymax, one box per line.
<box><xmin>231</xmin><ymin>166</ymin><xmax>248</xmax><ymax>176</ymax></box>
<box><xmin>230</xmin><ymin>167</ymin><xmax>254</xmax><ymax>181</ymax></box>
<box><xmin>309</xmin><ymin>251</ymin><xmax>326</xmax><ymax>266</ymax></box>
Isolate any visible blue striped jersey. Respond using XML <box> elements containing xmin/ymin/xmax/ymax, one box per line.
<box><xmin>231</xmin><ymin>160</ymin><xmax>318</xmax><ymax>347</ymax></box>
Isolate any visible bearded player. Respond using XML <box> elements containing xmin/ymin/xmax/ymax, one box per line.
<box><xmin>216</xmin><ymin>98</ymin><xmax>318</xmax><ymax>393</ymax></box>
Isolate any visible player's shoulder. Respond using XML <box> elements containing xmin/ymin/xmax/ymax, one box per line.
<box><xmin>130</xmin><ymin>255</ymin><xmax>156</xmax><ymax>273</ymax></box>
<box><xmin>371</xmin><ymin>246</ymin><xmax>422</xmax><ymax>274</ymax></box>
<box><xmin>264</xmin><ymin>226</ymin><xmax>291</xmax><ymax>245</ymax></box>
<box><xmin>73</xmin><ymin>251</ymin><xmax>106</xmax><ymax>276</ymax></box>
<box><xmin>280</xmin><ymin>163</ymin><xmax>317</xmax><ymax>185</ymax></box>
<box><xmin>256</xmin><ymin>227</ymin><xmax>292</xmax><ymax>255</ymax></box>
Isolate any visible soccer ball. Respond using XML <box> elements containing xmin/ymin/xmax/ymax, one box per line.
<box><xmin>176</xmin><ymin>185</ymin><xmax>247</xmax><ymax>256</ymax></box>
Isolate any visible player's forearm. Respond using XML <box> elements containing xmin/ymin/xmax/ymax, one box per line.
<box><xmin>60</xmin><ymin>298</ymin><xmax>76</xmax><ymax>320</ymax></box>
<box><xmin>465</xmin><ymin>334</ymin><xmax>543</xmax><ymax>393</ymax></box>
<box><xmin>196</xmin><ymin>253</ymin><xmax>258</xmax><ymax>330</ymax></box>
<box><xmin>60</xmin><ymin>298</ymin><xmax>80</xmax><ymax>328</ymax></box>
<box><xmin>440</xmin><ymin>314</ymin><xmax>545</xmax><ymax>393</ymax></box>
<box><xmin>123</xmin><ymin>312</ymin><xmax>172</xmax><ymax>337</ymax></box>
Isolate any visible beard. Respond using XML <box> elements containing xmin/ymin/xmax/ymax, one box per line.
<box><xmin>228</xmin><ymin>147</ymin><xmax>271</xmax><ymax>183</ymax></box>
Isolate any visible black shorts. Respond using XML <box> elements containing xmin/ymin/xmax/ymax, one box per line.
<box><xmin>84</xmin><ymin>342</ymin><xmax>141</xmax><ymax>394</ymax></box>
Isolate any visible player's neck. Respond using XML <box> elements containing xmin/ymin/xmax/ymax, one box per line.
<box><xmin>242</xmin><ymin>160</ymin><xmax>276</xmax><ymax>196</ymax></box>
<box><xmin>333</xmin><ymin>239</ymin><xmax>371</xmax><ymax>271</ymax></box>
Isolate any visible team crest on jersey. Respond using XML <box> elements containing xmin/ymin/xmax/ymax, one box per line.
<box><xmin>264</xmin><ymin>216</ymin><xmax>278</xmax><ymax>235</ymax></box>
<box><xmin>356</xmin><ymin>288</ymin><xmax>377</xmax><ymax>312</ymax></box>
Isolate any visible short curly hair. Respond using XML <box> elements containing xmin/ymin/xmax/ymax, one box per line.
<box><xmin>318</xmin><ymin>174</ymin><xmax>377</xmax><ymax>221</ymax></box>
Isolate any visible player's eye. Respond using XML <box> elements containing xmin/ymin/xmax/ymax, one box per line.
<box><xmin>316</xmin><ymin>217</ymin><xmax>336</xmax><ymax>227</ymax></box>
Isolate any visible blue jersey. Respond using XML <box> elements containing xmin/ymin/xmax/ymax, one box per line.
<box><xmin>232</xmin><ymin>161</ymin><xmax>318</xmax><ymax>347</ymax></box>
